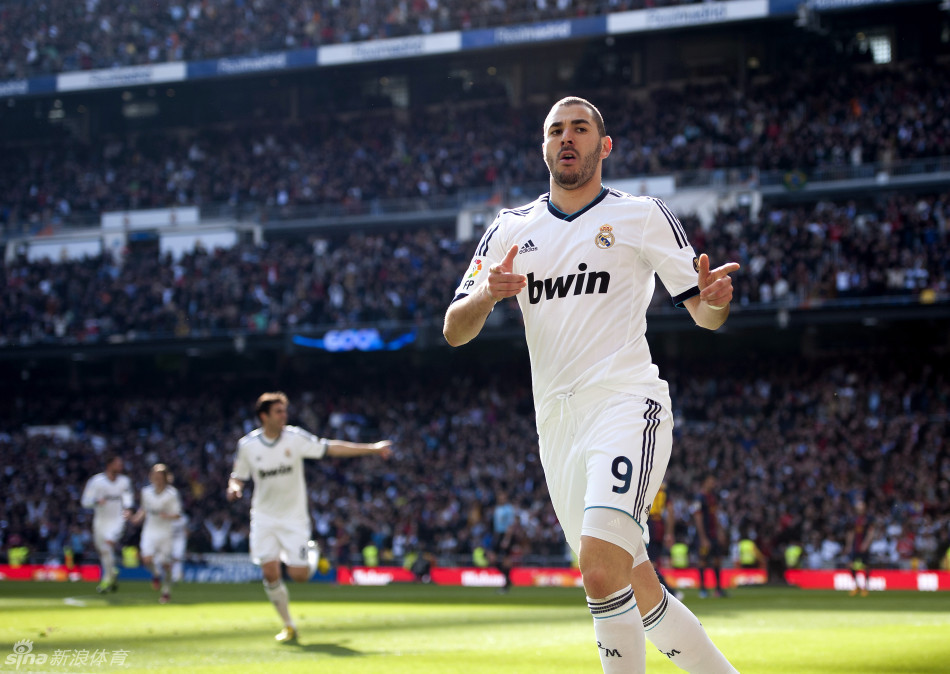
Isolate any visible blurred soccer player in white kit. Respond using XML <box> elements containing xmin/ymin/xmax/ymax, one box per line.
<box><xmin>80</xmin><ymin>454</ymin><xmax>134</xmax><ymax>593</ymax></box>
<box><xmin>444</xmin><ymin>97</ymin><xmax>740</xmax><ymax>673</ymax></box>
<box><xmin>131</xmin><ymin>463</ymin><xmax>182</xmax><ymax>603</ymax></box>
<box><xmin>227</xmin><ymin>391</ymin><xmax>393</xmax><ymax>643</ymax></box>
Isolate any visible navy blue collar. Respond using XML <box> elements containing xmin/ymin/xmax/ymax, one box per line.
<box><xmin>546</xmin><ymin>186</ymin><xmax>609</xmax><ymax>222</ymax></box>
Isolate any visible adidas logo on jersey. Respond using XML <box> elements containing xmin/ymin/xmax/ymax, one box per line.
<box><xmin>527</xmin><ymin>264</ymin><xmax>610</xmax><ymax>305</ymax></box>
<box><xmin>606</xmin><ymin>517</ymin><xmax>623</xmax><ymax>528</ymax></box>
<box><xmin>519</xmin><ymin>240</ymin><xmax>538</xmax><ymax>254</ymax></box>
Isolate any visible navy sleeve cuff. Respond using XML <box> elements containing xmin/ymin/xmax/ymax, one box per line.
<box><xmin>671</xmin><ymin>286</ymin><xmax>700</xmax><ymax>308</ymax></box>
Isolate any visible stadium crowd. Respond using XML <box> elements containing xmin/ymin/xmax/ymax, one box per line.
<box><xmin>2</xmin><ymin>61</ymin><xmax>949</xmax><ymax>236</ymax></box>
<box><xmin>2</xmin><ymin>0</ymin><xmax>712</xmax><ymax>79</ymax></box>
<box><xmin>1</xmin><ymin>352</ymin><xmax>948</xmax><ymax>575</ymax></box>
<box><xmin>2</xmin><ymin>190</ymin><xmax>948</xmax><ymax>346</ymax></box>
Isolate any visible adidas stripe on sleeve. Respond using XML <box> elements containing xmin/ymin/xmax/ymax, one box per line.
<box><xmin>642</xmin><ymin>198</ymin><xmax>700</xmax><ymax>307</ymax></box>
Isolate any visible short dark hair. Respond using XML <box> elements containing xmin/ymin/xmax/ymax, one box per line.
<box><xmin>256</xmin><ymin>391</ymin><xmax>289</xmax><ymax>421</ymax></box>
<box><xmin>546</xmin><ymin>96</ymin><xmax>607</xmax><ymax>137</ymax></box>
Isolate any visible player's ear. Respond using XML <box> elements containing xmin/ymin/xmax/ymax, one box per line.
<box><xmin>601</xmin><ymin>135</ymin><xmax>612</xmax><ymax>159</ymax></box>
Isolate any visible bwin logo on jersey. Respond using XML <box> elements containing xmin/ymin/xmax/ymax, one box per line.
<box><xmin>258</xmin><ymin>464</ymin><xmax>293</xmax><ymax>479</ymax></box>
<box><xmin>527</xmin><ymin>264</ymin><xmax>610</xmax><ymax>305</ymax></box>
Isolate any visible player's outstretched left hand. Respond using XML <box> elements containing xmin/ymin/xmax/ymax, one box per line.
<box><xmin>373</xmin><ymin>440</ymin><xmax>393</xmax><ymax>459</ymax></box>
<box><xmin>697</xmin><ymin>253</ymin><xmax>740</xmax><ymax>309</ymax></box>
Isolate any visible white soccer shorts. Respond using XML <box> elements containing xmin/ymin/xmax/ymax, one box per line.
<box><xmin>249</xmin><ymin>516</ymin><xmax>311</xmax><ymax>567</ymax></box>
<box><xmin>140</xmin><ymin>530</ymin><xmax>175</xmax><ymax>564</ymax></box>
<box><xmin>93</xmin><ymin>519</ymin><xmax>124</xmax><ymax>551</ymax></box>
<box><xmin>539</xmin><ymin>391</ymin><xmax>673</xmax><ymax>565</ymax></box>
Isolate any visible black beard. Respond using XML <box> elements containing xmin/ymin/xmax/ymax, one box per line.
<box><xmin>547</xmin><ymin>147</ymin><xmax>599</xmax><ymax>189</ymax></box>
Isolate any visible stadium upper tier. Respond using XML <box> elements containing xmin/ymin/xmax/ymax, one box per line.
<box><xmin>1</xmin><ymin>191</ymin><xmax>947</xmax><ymax>346</ymax></box>
<box><xmin>1</xmin><ymin>0</ymin><xmax>715</xmax><ymax>79</ymax></box>
<box><xmin>2</xmin><ymin>61</ymin><xmax>949</xmax><ymax>236</ymax></box>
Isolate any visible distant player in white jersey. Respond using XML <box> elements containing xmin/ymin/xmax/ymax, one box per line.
<box><xmin>130</xmin><ymin>463</ymin><xmax>182</xmax><ymax>604</ymax></box>
<box><xmin>227</xmin><ymin>391</ymin><xmax>393</xmax><ymax>644</ymax></box>
<box><xmin>80</xmin><ymin>454</ymin><xmax>134</xmax><ymax>593</ymax></box>
<box><xmin>444</xmin><ymin>97</ymin><xmax>740</xmax><ymax>674</ymax></box>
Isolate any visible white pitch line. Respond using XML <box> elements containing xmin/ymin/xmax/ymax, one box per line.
<box><xmin>63</xmin><ymin>596</ymin><xmax>88</xmax><ymax>607</ymax></box>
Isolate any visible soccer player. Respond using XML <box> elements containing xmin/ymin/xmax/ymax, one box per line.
<box><xmin>845</xmin><ymin>500</ymin><xmax>876</xmax><ymax>596</ymax></box>
<box><xmin>444</xmin><ymin>97</ymin><xmax>739</xmax><ymax>673</ymax></box>
<box><xmin>691</xmin><ymin>474</ymin><xmax>728</xmax><ymax>598</ymax></box>
<box><xmin>80</xmin><ymin>454</ymin><xmax>134</xmax><ymax>593</ymax></box>
<box><xmin>648</xmin><ymin>481</ymin><xmax>683</xmax><ymax>600</ymax></box>
<box><xmin>227</xmin><ymin>391</ymin><xmax>393</xmax><ymax>643</ymax></box>
<box><xmin>130</xmin><ymin>463</ymin><xmax>182</xmax><ymax>603</ymax></box>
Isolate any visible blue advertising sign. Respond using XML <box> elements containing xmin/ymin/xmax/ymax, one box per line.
<box><xmin>463</xmin><ymin>16</ymin><xmax>607</xmax><ymax>50</ymax></box>
<box><xmin>293</xmin><ymin>328</ymin><xmax>417</xmax><ymax>352</ymax></box>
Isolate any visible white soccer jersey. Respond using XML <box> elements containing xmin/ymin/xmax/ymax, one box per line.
<box><xmin>453</xmin><ymin>188</ymin><xmax>700</xmax><ymax>421</ymax></box>
<box><xmin>80</xmin><ymin>473</ymin><xmax>134</xmax><ymax>527</ymax></box>
<box><xmin>231</xmin><ymin>426</ymin><xmax>329</xmax><ymax>523</ymax></box>
<box><xmin>140</xmin><ymin>484</ymin><xmax>182</xmax><ymax>538</ymax></box>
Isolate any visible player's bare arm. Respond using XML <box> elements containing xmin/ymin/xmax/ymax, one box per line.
<box><xmin>326</xmin><ymin>439</ymin><xmax>393</xmax><ymax>459</ymax></box>
<box><xmin>684</xmin><ymin>253</ymin><xmax>740</xmax><ymax>330</ymax></box>
<box><xmin>443</xmin><ymin>244</ymin><xmax>526</xmax><ymax>346</ymax></box>
<box><xmin>226</xmin><ymin>477</ymin><xmax>244</xmax><ymax>502</ymax></box>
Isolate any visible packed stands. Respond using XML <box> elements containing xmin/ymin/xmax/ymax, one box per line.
<box><xmin>2</xmin><ymin>0</ymin><xmax>715</xmax><ymax>78</ymax></box>
<box><xmin>3</xmin><ymin>190</ymin><xmax>948</xmax><ymax>346</ymax></box>
<box><xmin>3</xmin><ymin>61</ymin><xmax>949</xmax><ymax>236</ymax></box>
<box><xmin>1</xmin><ymin>352</ymin><xmax>947</xmax><ymax>572</ymax></box>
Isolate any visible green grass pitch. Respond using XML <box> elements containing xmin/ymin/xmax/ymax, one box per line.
<box><xmin>1</xmin><ymin>582</ymin><xmax>948</xmax><ymax>673</ymax></box>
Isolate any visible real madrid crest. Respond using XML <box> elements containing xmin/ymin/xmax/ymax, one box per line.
<box><xmin>595</xmin><ymin>224</ymin><xmax>615</xmax><ymax>249</ymax></box>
